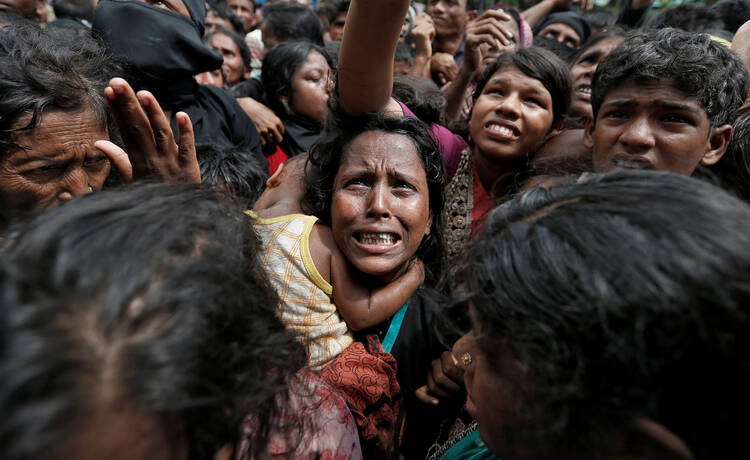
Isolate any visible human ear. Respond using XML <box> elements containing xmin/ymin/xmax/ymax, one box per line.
<box><xmin>583</xmin><ymin>116</ymin><xmax>596</xmax><ymax>149</ymax></box>
<box><xmin>700</xmin><ymin>124</ymin><xmax>732</xmax><ymax>166</ymax></box>
<box><xmin>265</xmin><ymin>162</ymin><xmax>285</xmax><ymax>188</ymax></box>
<box><xmin>35</xmin><ymin>0</ymin><xmax>47</xmax><ymax>23</ymax></box>
<box><xmin>424</xmin><ymin>211</ymin><xmax>434</xmax><ymax>236</ymax></box>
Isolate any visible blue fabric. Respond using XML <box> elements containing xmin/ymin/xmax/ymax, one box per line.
<box><xmin>441</xmin><ymin>429</ymin><xmax>498</xmax><ymax>460</ymax></box>
<box><xmin>381</xmin><ymin>303</ymin><xmax>408</xmax><ymax>353</ymax></box>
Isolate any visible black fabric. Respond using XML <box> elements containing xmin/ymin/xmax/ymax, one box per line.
<box><xmin>361</xmin><ymin>287</ymin><xmax>459</xmax><ymax>459</ymax></box>
<box><xmin>534</xmin><ymin>11</ymin><xmax>591</xmax><ymax>44</ymax></box>
<box><xmin>279</xmin><ymin>114</ymin><xmax>322</xmax><ymax>158</ymax></box>
<box><xmin>230</xmin><ymin>78</ymin><xmax>266</xmax><ymax>102</ymax></box>
<box><xmin>93</xmin><ymin>0</ymin><xmax>265</xmax><ymax>168</ymax></box>
<box><xmin>617</xmin><ymin>0</ymin><xmax>651</xmax><ymax>29</ymax></box>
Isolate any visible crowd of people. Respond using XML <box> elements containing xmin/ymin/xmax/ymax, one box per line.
<box><xmin>1</xmin><ymin>0</ymin><xmax>750</xmax><ymax>459</ymax></box>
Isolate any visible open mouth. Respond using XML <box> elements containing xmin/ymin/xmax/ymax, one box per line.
<box><xmin>576</xmin><ymin>85</ymin><xmax>591</xmax><ymax>100</ymax></box>
<box><xmin>613</xmin><ymin>156</ymin><xmax>654</xmax><ymax>170</ymax></box>
<box><xmin>486</xmin><ymin>121</ymin><xmax>520</xmax><ymax>139</ymax></box>
<box><xmin>355</xmin><ymin>232</ymin><xmax>400</xmax><ymax>246</ymax></box>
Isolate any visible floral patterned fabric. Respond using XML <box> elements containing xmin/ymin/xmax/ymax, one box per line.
<box><xmin>239</xmin><ymin>371</ymin><xmax>363</xmax><ymax>459</ymax></box>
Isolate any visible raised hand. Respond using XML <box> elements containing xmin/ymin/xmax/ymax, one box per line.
<box><xmin>95</xmin><ymin>78</ymin><xmax>201</xmax><ymax>184</ymax></box>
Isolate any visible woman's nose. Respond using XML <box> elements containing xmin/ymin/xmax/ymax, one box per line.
<box><xmin>495</xmin><ymin>93</ymin><xmax>521</xmax><ymax>119</ymax></box>
<box><xmin>367</xmin><ymin>184</ymin><xmax>392</xmax><ymax>219</ymax></box>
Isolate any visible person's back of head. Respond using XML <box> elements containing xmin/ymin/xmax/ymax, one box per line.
<box><xmin>262</xmin><ymin>1</ymin><xmax>324</xmax><ymax>46</ymax></box>
<box><xmin>648</xmin><ymin>3</ymin><xmax>726</xmax><ymax>34</ymax></box>
<box><xmin>198</xmin><ymin>146</ymin><xmax>269</xmax><ymax>207</ymax></box>
<box><xmin>713</xmin><ymin>0</ymin><xmax>750</xmax><ymax>33</ymax></box>
<box><xmin>531</xmin><ymin>36</ymin><xmax>575</xmax><ymax>62</ymax></box>
<box><xmin>392</xmin><ymin>74</ymin><xmax>447</xmax><ymax>126</ymax></box>
<box><xmin>0</xmin><ymin>184</ymin><xmax>306</xmax><ymax>460</ymax></box>
<box><xmin>463</xmin><ymin>170</ymin><xmax>750</xmax><ymax>460</ymax></box>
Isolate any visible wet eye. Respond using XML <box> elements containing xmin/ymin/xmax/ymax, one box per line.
<box><xmin>345</xmin><ymin>178</ymin><xmax>368</xmax><ymax>188</ymax></box>
<box><xmin>85</xmin><ymin>155</ymin><xmax>108</xmax><ymax>167</ymax></box>
<box><xmin>604</xmin><ymin>110</ymin><xmax>627</xmax><ymax>119</ymax></box>
<box><xmin>663</xmin><ymin>114</ymin><xmax>691</xmax><ymax>124</ymax></box>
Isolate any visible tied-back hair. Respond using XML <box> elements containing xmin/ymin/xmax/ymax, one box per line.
<box><xmin>306</xmin><ymin>102</ymin><xmax>446</xmax><ymax>286</ymax></box>
<box><xmin>461</xmin><ymin>170</ymin><xmax>750</xmax><ymax>459</ymax></box>
<box><xmin>0</xmin><ymin>184</ymin><xmax>307</xmax><ymax>460</ymax></box>
<box><xmin>0</xmin><ymin>20</ymin><xmax>121</xmax><ymax>158</ymax></box>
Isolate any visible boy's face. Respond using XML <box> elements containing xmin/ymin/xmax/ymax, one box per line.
<box><xmin>585</xmin><ymin>79</ymin><xmax>730</xmax><ymax>175</ymax></box>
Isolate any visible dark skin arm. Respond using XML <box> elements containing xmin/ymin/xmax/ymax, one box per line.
<box><xmin>309</xmin><ymin>223</ymin><xmax>425</xmax><ymax>332</ymax></box>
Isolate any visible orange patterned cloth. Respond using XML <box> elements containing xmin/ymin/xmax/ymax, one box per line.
<box><xmin>320</xmin><ymin>335</ymin><xmax>404</xmax><ymax>459</ymax></box>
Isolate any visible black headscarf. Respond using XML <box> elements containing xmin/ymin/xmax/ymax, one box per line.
<box><xmin>93</xmin><ymin>0</ymin><xmax>266</xmax><ymax>168</ymax></box>
<box><xmin>533</xmin><ymin>11</ymin><xmax>591</xmax><ymax>46</ymax></box>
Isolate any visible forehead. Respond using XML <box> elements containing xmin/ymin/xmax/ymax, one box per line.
<box><xmin>485</xmin><ymin>65</ymin><xmax>552</xmax><ymax>97</ymax></box>
<box><xmin>541</xmin><ymin>22</ymin><xmax>579</xmax><ymax>39</ymax></box>
<box><xmin>8</xmin><ymin>109</ymin><xmax>107</xmax><ymax>157</ymax></box>
<box><xmin>210</xmin><ymin>33</ymin><xmax>238</xmax><ymax>51</ymax></box>
<box><xmin>227</xmin><ymin>0</ymin><xmax>254</xmax><ymax>8</ymax></box>
<box><xmin>298</xmin><ymin>50</ymin><xmax>329</xmax><ymax>70</ymax></box>
<box><xmin>601</xmin><ymin>79</ymin><xmax>706</xmax><ymax>113</ymax></box>
<box><xmin>340</xmin><ymin>131</ymin><xmax>424</xmax><ymax>171</ymax></box>
<box><xmin>576</xmin><ymin>37</ymin><xmax>623</xmax><ymax>62</ymax></box>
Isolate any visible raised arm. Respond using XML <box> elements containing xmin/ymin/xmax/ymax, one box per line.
<box><xmin>338</xmin><ymin>0</ymin><xmax>411</xmax><ymax>115</ymax></box>
<box><xmin>332</xmin><ymin>253</ymin><xmax>424</xmax><ymax>331</ymax></box>
<box><xmin>523</xmin><ymin>0</ymin><xmax>593</xmax><ymax>29</ymax></box>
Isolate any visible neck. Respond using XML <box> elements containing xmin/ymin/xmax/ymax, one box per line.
<box><xmin>433</xmin><ymin>33</ymin><xmax>463</xmax><ymax>55</ymax></box>
<box><xmin>473</xmin><ymin>147</ymin><xmax>525</xmax><ymax>198</ymax></box>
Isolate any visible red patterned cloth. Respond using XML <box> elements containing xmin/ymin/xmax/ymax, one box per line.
<box><xmin>320</xmin><ymin>334</ymin><xmax>404</xmax><ymax>458</ymax></box>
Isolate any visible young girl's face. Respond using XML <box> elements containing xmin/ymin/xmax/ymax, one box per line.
<box><xmin>470</xmin><ymin>65</ymin><xmax>555</xmax><ymax>165</ymax></box>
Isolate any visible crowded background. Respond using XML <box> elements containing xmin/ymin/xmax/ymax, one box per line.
<box><xmin>1</xmin><ymin>0</ymin><xmax>750</xmax><ymax>458</ymax></box>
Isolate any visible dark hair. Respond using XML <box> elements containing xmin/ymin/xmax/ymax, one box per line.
<box><xmin>263</xmin><ymin>1</ymin><xmax>324</xmax><ymax>46</ymax></box>
<box><xmin>394</xmin><ymin>41</ymin><xmax>415</xmax><ymax>65</ymax></box>
<box><xmin>592</xmin><ymin>28</ymin><xmax>749</xmax><ymax>128</ymax></box>
<box><xmin>0</xmin><ymin>21</ymin><xmax>121</xmax><ymax>158</ymax></box>
<box><xmin>52</xmin><ymin>0</ymin><xmax>95</xmax><ymax>22</ymax></box>
<box><xmin>464</xmin><ymin>170</ymin><xmax>750</xmax><ymax>460</ymax></box>
<box><xmin>473</xmin><ymin>47</ymin><xmax>572</xmax><ymax>125</ymax></box>
<box><xmin>582</xmin><ymin>8</ymin><xmax>616</xmax><ymax>32</ymax></box>
<box><xmin>713</xmin><ymin>0</ymin><xmax>750</xmax><ymax>33</ymax></box>
<box><xmin>532</xmin><ymin>35</ymin><xmax>575</xmax><ymax>61</ymax></box>
<box><xmin>567</xmin><ymin>26</ymin><xmax>627</xmax><ymax>66</ymax></box>
<box><xmin>699</xmin><ymin>107</ymin><xmax>750</xmax><ymax>202</ymax></box>
<box><xmin>326</xmin><ymin>0</ymin><xmax>350</xmax><ymax>22</ymax></box>
<box><xmin>0</xmin><ymin>184</ymin><xmax>306</xmax><ymax>460</ymax></box>
<box><xmin>306</xmin><ymin>107</ymin><xmax>446</xmax><ymax>285</ymax></box>
<box><xmin>648</xmin><ymin>3</ymin><xmax>726</xmax><ymax>33</ymax></box>
<box><xmin>261</xmin><ymin>40</ymin><xmax>332</xmax><ymax>116</ymax></box>
<box><xmin>197</xmin><ymin>146</ymin><xmax>269</xmax><ymax>207</ymax></box>
<box><xmin>205</xmin><ymin>26</ymin><xmax>253</xmax><ymax>72</ymax></box>
<box><xmin>207</xmin><ymin>2</ymin><xmax>245</xmax><ymax>34</ymax></box>
<box><xmin>392</xmin><ymin>74</ymin><xmax>447</xmax><ymax>125</ymax></box>
<box><xmin>466</xmin><ymin>0</ymin><xmax>485</xmax><ymax>12</ymax></box>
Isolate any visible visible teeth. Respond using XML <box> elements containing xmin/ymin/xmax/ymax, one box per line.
<box><xmin>489</xmin><ymin>124</ymin><xmax>515</xmax><ymax>136</ymax></box>
<box><xmin>359</xmin><ymin>233</ymin><xmax>396</xmax><ymax>245</ymax></box>
<box><xmin>577</xmin><ymin>86</ymin><xmax>591</xmax><ymax>94</ymax></box>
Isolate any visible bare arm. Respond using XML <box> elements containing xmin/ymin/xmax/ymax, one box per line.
<box><xmin>444</xmin><ymin>9</ymin><xmax>515</xmax><ymax>124</ymax></box>
<box><xmin>338</xmin><ymin>0</ymin><xmax>411</xmax><ymax>115</ymax></box>
<box><xmin>332</xmin><ymin>251</ymin><xmax>424</xmax><ymax>331</ymax></box>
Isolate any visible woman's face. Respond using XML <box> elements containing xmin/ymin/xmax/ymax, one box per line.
<box><xmin>331</xmin><ymin>131</ymin><xmax>433</xmax><ymax>283</ymax></box>
<box><xmin>209</xmin><ymin>33</ymin><xmax>248</xmax><ymax>87</ymax></box>
<box><xmin>470</xmin><ymin>65</ymin><xmax>555</xmax><ymax>165</ymax></box>
<box><xmin>0</xmin><ymin>109</ymin><xmax>110</xmax><ymax>212</ymax></box>
<box><xmin>289</xmin><ymin>50</ymin><xmax>332</xmax><ymax>123</ymax></box>
<box><xmin>465</xmin><ymin>308</ymin><xmax>533</xmax><ymax>459</ymax></box>
<box><xmin>569</xmin><ymin>37</ymin><xmax>623</xmax><ymax>120</ymax></box>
